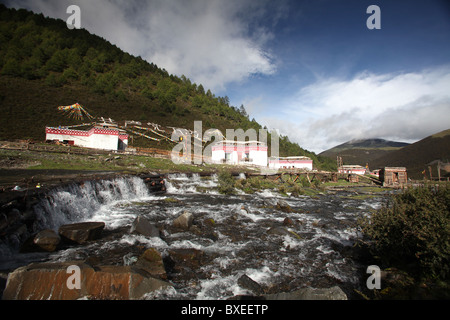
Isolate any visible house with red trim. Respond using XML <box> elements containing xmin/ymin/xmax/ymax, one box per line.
<box><xmin>268</xmin><ymin>156</ymin><xmax>313</xmax><ymax>170</ymax></box>
<box><xmin>211</xmin><ymin>140</ymin><xmax>268</xmax><ymax>166</ymax></box>
<box><xmin>45</xmin><ymin>119</ymin><xmax>128</xmax><ymax>151</ymax></box>
<box><xmin>338</xmin><ymin>165</ymin><xmax>367</xmax><ymax>175</ymax></box>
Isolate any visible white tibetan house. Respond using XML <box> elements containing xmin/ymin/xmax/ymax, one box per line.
<box><xmin>211</xmin><ymin>140</ymin><xmax>268</xmax><ymax>166</ymax></box>
<box><xmin>45</xmin><ymin>118</ymin><xmax>128</xmax><ymax>151</ymax></box>
<box><xmin>338</xmin><ymin>165</ymin><xmax>367</xmax><ymax>175</ymax></box>
<box><xmin>268</xmin><ymin>156</ymin><xmax>313</xmax><ymax>170</ymax></box>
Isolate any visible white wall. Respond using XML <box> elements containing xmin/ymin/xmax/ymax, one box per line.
<box><xmin>212</xmin><ymin>148</ymin><xmax>268</xmax><ymax>166</ymax></box>
<box><xmin>45</xmin><ymin>131</ymin><xmax>90</xmax><ymax>148</ymax></box>
<box><xmin>88</xmin><ymin>133</ymin><xmax>118</xmax><ymax>150</ymax></box>
<box><xmin>211</xmin><ymin>149</ymin><xmax>225</xmax><ymax>163</ymax></box>
<box><xmin>249</xmin><ymin>150</ymin><xmax>268</xmax><ymax>166</ymax></box>
<box><xmin>269</xmin><ymin>159</ymin><xmax>313</xmax><ymax>170</ymax></box>
<box><xmin>45</xmin><ymin>127</ymin><xmax>127</xmax><ymax>151</ymax></box>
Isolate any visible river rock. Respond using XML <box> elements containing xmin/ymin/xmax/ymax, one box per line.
<box><xmin>165</xmin><ymin>248</ymin><xmax>204</xmax><ymax>276</ymax></box>
<box><xmin>130</xmin><ymin>216</ymin><xmax>160</xmax><ymax>238</ymax></box>
<box><xmin>283</xmin><ymin>217</ymin><xmax>295</xmax><ymax>226</ymax></box>
<box><xmin>31</xmin><ymin>229</ymin><xmax>60</xmax><ymax>252</ymax></box>
<box><xmin>58</xmin><ymin>222</ymin><xmax>105</xmax><ymax>244</ymax></box>
<box><xmin>173</xmin><ymin>211</ymin><xmax>193</xmax><ymax>230</ymax></box>
<box><xmin>237</xmin><ymin>274</ymin><xmax>263</xmax><ymax>295</ymax></box>
<box><xmin>276</xmin><ymin>200</ymin><xmax>293</xmax><ymax>213</ymax></box>
<box><xmin>2</xmin><ymin>261</ymin><xmax>172</xmax><ymax>300</ymax></box>
<box><xmin>264</xmin><ymin>286</ymin><xmax>347</xmax><ymax>300</ymax></box>
<box><xmin>135</xmin><ymin>248</ymin><xmax>167</xmax><ymax>279</ymax></box>
<box><xmin>267</xmin><ymin>226</ymin><xmax>301</xmax><ymax>239</ymax></box>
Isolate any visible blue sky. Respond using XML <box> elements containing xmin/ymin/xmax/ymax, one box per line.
<box><xmin>4</xmin><ymin>0</ymin><xmax>450</xmax><ymax>153</ymax></box>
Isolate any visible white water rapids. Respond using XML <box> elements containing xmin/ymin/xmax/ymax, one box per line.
<box><xmin>0</xmin><ymin>173</ymin><xmax>386</xmax><ymax>299</ymax></box>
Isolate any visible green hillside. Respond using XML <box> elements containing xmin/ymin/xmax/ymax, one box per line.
<box><xmin>320</xmin><ymin>138</ymin><xmax>409</xmax><ymax>168</ymax></box>
<box><xmin>0</xmin><ymin>5</ymin><xmax>335</xmax><ymax>170</ymax></box>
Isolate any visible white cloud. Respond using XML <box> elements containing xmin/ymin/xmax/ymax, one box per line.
<box><xmin>262</xmin><ymin>66</ymin><xmax>450</xmax><ymax>153</ymax></box>
<box><xmin>9</xmin><ymin>0</ymin><xmax>279</xmax><ymax>93</ymax></box>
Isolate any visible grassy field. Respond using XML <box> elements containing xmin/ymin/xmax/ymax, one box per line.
<box><xmin>0</xmin><ymin>148</ymin><xmax>227</xmax><ymax>173</ymax></box>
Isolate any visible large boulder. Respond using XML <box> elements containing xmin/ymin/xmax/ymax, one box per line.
<box><xmin>2</xmin><ymin>261</ymin><xmax>172</xmax><ymax>300</ymax></box>
<box><xmin>58</xmin><ymin>222</ymin><xmax>105</xmax><ymax>244</ymax></box>
<box><xmin>130</xmin><ymin>216</ymin><xmax>160</xmax><ymax>238</ymax></box>
<box><xmin>173</xmin><ymin>211</ymin><xmax>193</xmax><ymax>230</ymax></box>
<box><xmin>264</xmin><ymin>286</ymin><xmax>347</xmax><ymax>300</ymax></box>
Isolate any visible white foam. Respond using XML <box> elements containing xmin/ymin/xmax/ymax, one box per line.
<box><xmin>282</xmin><ymin>235</ymin><xmax>303</xmax><ymax>250</ymax></box>
<box><xmin>256</xmin><ymin>189</ymin><xmax>277</xmax><ymax>198</ymax></box>
<box><xmin>237</xmin><ymin>207</ymin><xmax>265</xmax><ymax>222</ymax></box>
<box><xmin>118</xmin><ymin>234</ymin><xmax>168</xmax><ymax>248</ymax></box>
<box><xmin>196</xmin><ymin>274</ymin><xmax>243</xmax><ymax>299</ymax></box>
<box><xmin>243</xmin><ymin>266</ymin><xmax>274</xmax><ymax>285</ymax></box>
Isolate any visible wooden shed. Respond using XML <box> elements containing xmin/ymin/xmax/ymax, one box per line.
<box><xmin>379</xmin><ymin>167</ymin><xmax>407</xmax><ymax>186</ymax></box>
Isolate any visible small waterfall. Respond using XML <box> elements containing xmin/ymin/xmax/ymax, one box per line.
<box><xmin>165</xmin><ymin>173</ymin><xmax>218</xmax><ymax>194</ymax></box>
<box><xmin>32</xmin><ymin>176</ymin><xmax>150</xmax><ymax>231</ymax></box>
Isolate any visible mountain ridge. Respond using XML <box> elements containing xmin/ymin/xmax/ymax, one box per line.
<box><xmin>335</xmin><ymin>138</ymin><xmax>410</xmax><ymax>149</ymax></box>
<box><xmin>319</xmin><ymin>138</ymin><xmax>410</xmax><ymax>167</ymax></box>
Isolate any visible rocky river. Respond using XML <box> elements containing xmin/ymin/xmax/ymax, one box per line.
<box><xmin>0</xmin><ymin>173</ymin><xmax>391</xmax><ymax>300</ymax></box>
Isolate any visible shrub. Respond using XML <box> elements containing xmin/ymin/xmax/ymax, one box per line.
<box><xmin>217</xmin><ymin>170</ymin><xmax>236</xmax><ymax>195</ymax></box>
<box><xmin>359</xmin><ymin>184</ymin><xmax>450</xmax><ymax>280</ymax></box>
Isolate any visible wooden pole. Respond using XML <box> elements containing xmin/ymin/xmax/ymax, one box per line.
<box><xmin>437</xmin><ymin>161</ymin><xmax>441</xmax><ymax>182</ymax></box>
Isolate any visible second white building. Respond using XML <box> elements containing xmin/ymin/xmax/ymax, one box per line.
<box><xmin>268</xmin><ymin>156</ymin><xmax>313</xmax><ymax>170</ymax></box>
<box><xmin>211</xmin><ymin>140</ymin><xmax>268</xmax><ymax>166</ymax></box>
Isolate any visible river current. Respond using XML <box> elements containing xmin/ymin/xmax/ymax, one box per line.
<box><xmin>0</xmin><ymin>173</ymin><xmax>388</xmax><ymax>299</ymax></box>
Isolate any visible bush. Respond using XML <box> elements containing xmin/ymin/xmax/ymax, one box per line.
<box><xmin>359</xmin><ymin>184</ymin><xmax>450</xmax><ymax>280</ymax></box>
<box><xmin>217</xmin><ymin>170</ymin><xmax>236</xmax><ymax>195</ymax></box>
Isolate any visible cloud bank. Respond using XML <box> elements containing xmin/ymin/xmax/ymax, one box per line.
<box><xmin>8</xmin><ymin>0</ymin><xmax>279</xmax><ymax>92</ymax></box>
<box><xmin>263</xmin><ymin>66</ymin><xmax>450</xmax><ymax>153</ymax></box>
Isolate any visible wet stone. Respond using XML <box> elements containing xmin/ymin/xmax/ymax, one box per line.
<box><xmin>58</xmin><ymin>222</ymin><xmax>105</xmax><ymax>244</ymax></box>
<box><xmin>237</xmin><ymin>274</ymin><xmax>264</xmax><ymax>295</ymax></box>
<box><xmin>32</xmin><ymin>229</ymin><xmax>60</xmax><ymax>252</ymax></box>
<box><xmin>130</xmin><ymin>216</ymin><xmax>160</xmax><ymax>238</ymax></box>
<box><xmin>267</xmin><ymin>226</ymin><xmax>301</xmax><ymax>239</ymax></box>
<box><xmin>2</xmin><ymin>261</ymin><xmax>172</xmax><ymax>300</ymax></box>
<box><xmin>173</xmin><ymin>211</ymin><xmax>194</xmax><ymax>230</ymax></box>
<box><xmin>135</xmin><ymin>248</ymin><xmax>167</xmax><ymax>280</ymax></box>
